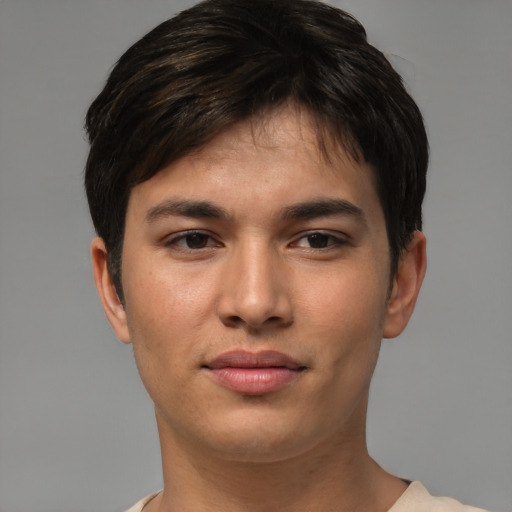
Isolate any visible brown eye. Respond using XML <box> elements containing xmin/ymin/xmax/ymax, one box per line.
<box><xmin>293</xmin><ymin>231</ymin><xmax>347</xmax><ymax>249</ymax></box>
<box><xmin>165</xmin><ymin>231</ymin><xmax>219</xmax><ymax>251</ymax></box>
<box><xmin>306</xmin><ymin>233</ymin><xmax>331</xmax><ymax>248</ymax></box>
<box><xmin>183</xmin><ymin>233</ymin><xmax>210</xmax><ymax>249</ymax></box>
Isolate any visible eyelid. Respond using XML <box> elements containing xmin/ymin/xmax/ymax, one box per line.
<box><xmin>291</xmin><ymin>230</ymin><xmax>349</xmax><ymax>248</ymax></box>
<box><xmin>163</xmin><ymin>229</ymin><xmax>222</xmax><ymax>249</ymax></box>
<box><xmin>162</xmin><ymin>229</ymin><xmax>349</xmax><ymax>250</ymax></box>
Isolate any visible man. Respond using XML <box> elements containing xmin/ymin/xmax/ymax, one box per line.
<box><xmin>85</xmin><ymin>1</ymin><xmax>488</xmax><ymax>510</ymax></box>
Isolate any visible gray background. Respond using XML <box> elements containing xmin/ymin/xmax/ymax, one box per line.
<box><xmin>1</xmin><ymin>1</ymin><xmax>511</xmax><ymax>511</ymax></box>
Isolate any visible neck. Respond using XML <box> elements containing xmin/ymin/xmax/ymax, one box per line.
<box><xmin>148</xmin><ymin>404</ymin><xmax>407</xmax><ymax>512</ymax></box>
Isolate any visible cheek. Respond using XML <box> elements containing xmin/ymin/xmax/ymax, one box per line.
<box><xmin>124</xmin><ymin>255</ymin><xmax>213</xmax><ymax>330</ymax></box>
<box><xmin>289</xmin><ymin>267</ymin><xmax>386</xmax><ymax>436</ymax></box>
<box><xmin>122</xmin><ymin>263</ymin><xmax>215</xmax><ymax>380</ymax></box>
<box><xmin>296</xmin><ymin>262</ymin><xmax>388</xmax><ymax>398</ymax></box>
<box><xmin>123</xmin><ymin>278</ymin><xmax>210</xmax><ymax>423</ymax></box>
<box><xmin>297</xmin><ymin>262</ymin><xmax>389</xmax><ymax>338</ymax></box>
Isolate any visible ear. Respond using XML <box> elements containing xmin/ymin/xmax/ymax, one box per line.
<box><xmin>383</xmin><ymin>231</ymin><xmax>427</xmax><ymax>339</ymax></box>
<box><xmin>91</xmin><ymin>237</ymin><xmax>131</xmax><ymax>344</ymax></box>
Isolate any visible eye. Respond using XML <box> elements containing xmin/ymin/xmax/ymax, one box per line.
<box><xmin>293</xmin><ymin>232</ymin><xmax>347</xmax><ymax>249</ymax></box>
<box><xmin>165</xmin><ymin>231</ymin><xmax>220</xmax><ymax>250</ymax></box>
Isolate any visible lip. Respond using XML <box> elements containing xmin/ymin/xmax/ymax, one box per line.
<box><xmin>203</xmin><ymin>350</ymin><xmax>307</xmax><ymax>395</ymax></box>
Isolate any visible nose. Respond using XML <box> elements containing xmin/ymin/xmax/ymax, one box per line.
<box><xmin>216</xmin><ymin>241</ymin><xmax>293</xmax><ymax>331</ymax></box>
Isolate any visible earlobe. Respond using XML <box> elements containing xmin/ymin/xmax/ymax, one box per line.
<box><xmin>383</xmin><ymin>231</ymin><xmax>427</xmax><ymax>339</ymax></box>
<box><xmin>90</xmin><ymin>237</ymin><xmax>131</xmax><ymax>344</ymax></box>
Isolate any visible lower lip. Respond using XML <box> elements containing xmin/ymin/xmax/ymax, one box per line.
<box><xmin>207</xmin><ymin>367</ymin><xmax>301</xmax><ymax>395</ymax></box>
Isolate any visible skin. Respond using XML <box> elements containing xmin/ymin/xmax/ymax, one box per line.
<box><xmin>92</xmin><ymin>107</ymin><xmax>426</xmax><ymax>512</ymax></box>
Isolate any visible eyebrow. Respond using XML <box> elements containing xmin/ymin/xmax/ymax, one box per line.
<box><xmin>281</xmin><ymin>198</ymin><xmax>366</xmax><ymax>224</ymax></box>
<box><xmin>145</xmin><ymin>197</ymin><xmax>366</xmax><ymax>225</ymax></box>
<box><xmin>145</xmin><ymin>199</ymin><xmax>231</xmax><ymax>223</ymax></box>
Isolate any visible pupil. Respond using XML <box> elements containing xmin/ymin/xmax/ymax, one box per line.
<box><xmin>186</xmin><ymin>233</ymin><xmax>208</xmax><ymax>249</ymax></box>
<box><xmin>308</xmin><ymin>233</ymin><xmax>329</xmax><ymax>248</ymax></box>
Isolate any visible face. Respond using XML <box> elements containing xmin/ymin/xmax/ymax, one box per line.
<box><xmin>93</xmin><ymin>108</ymin><xmax>425</xmax><ymax>464</ymax></box>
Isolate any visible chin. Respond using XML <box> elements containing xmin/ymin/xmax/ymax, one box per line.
<box><xmin>193</xmin><ymin>408</ymin><xmax>328</xmax><ymax>464</ymax></box>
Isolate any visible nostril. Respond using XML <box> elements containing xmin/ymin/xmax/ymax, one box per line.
<box><xmin>224</xmin><ymin>315</ymin><xmax>243</xmax><ymax>327</ymax></box>
<box><xmin>223</xmin><ymin>314</ymin><xmax>285</xmax><ymax>330</ymax></box>
<box><xmin>216</xmin><ymin>292</ymin><xmax>293</xmax><ymax>330</ymax></box>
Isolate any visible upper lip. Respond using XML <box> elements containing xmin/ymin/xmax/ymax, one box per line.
<box><xmin>204</xmin><ymin>350</ymin><xmax>305</xmax><ymax>370</ymax></box>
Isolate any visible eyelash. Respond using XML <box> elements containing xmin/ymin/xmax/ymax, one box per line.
<box><xmin>291</xmin><ymin>231</ymin><xmax>348</xmax><ymax>250</ymax></box>
<box><xmin>164</xmin><ymin>230</ymin><xmax>221</xmax><ymax>251</ymax></box>
<box><xmin>163</xmin><ymin>230</ymin><xmax>348</xmax><ymax>252</ymax></box>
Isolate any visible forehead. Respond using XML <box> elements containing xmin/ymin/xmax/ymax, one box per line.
<box><xmin>126</xmin><ymin>107</ymin><xmax>382</xmax><ymax>224</ymax></box>
<box><xmin>188</xmin><ymin>107</ymin><xmax>361</xmax><ymax>173</ymax></box>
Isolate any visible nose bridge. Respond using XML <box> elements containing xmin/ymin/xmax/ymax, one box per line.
<box><xmin>217</xmin><ymin>236</ymin><xmax>291</xmax><ymax>329</ymax></box>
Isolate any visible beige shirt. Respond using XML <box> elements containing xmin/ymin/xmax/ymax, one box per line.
<box><xmin>124</xmin><ymin>482</ymin><xmax>489</xmax><ymax>512</ymax></box>
<box><xmin>388</xmin><ymin>482</ymin><xmax>488</xmax><ymax>512</ymax></box>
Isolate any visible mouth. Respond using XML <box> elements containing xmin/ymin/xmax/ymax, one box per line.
<box><xmin>203</xmin><ymin>350</ymin><xmax>307</xmax><ymax>395</ymax></box>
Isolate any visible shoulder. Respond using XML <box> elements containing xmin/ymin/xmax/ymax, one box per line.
<box><xmin>389</xmin><ymin>481</ymin><xmax>489</xmax><ymax>512</ymax></box>
<box><xmin>124</xmin><ymin>492</ymin><xmax>160</xmax><ymax>512</ymax></box>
